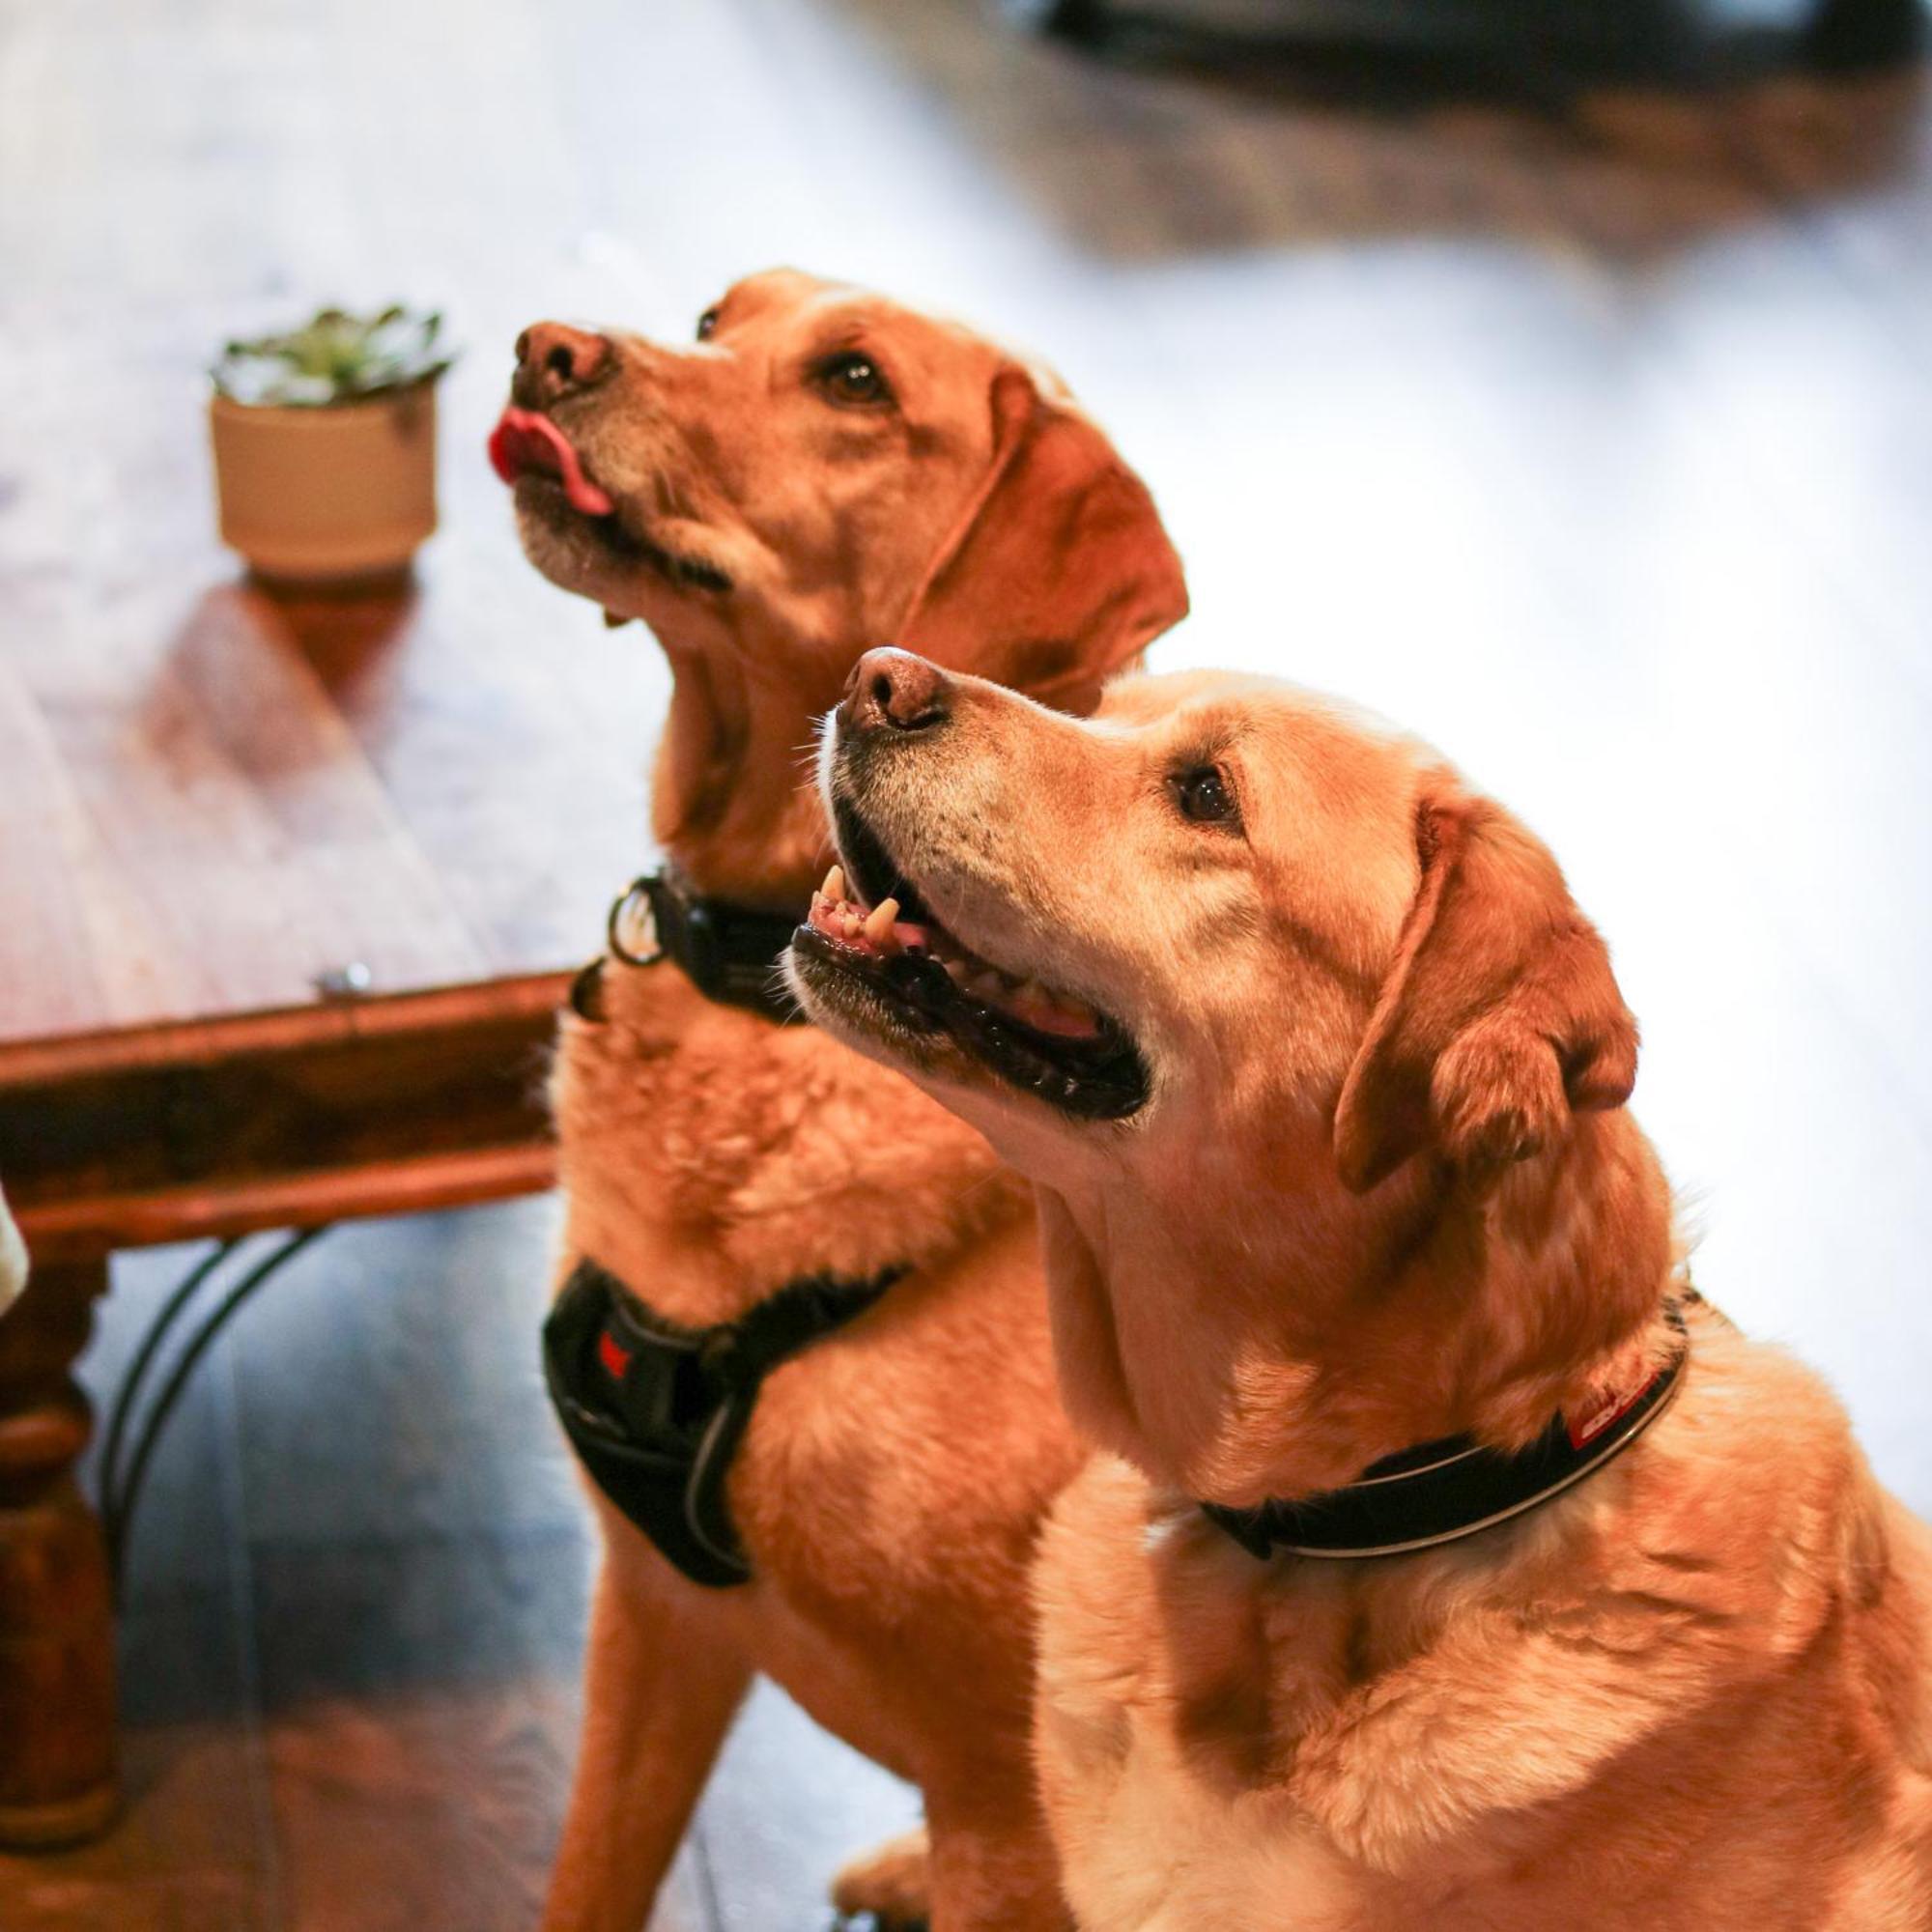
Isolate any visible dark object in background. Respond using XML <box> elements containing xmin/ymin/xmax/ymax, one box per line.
<box><xmin>1804</xmin><ymin>0</ymin><xmax>1930</xmax><ymax>65</ymax></box>
<box><xmin>1004</xmin><ymin>0</ymin><xmax>1928</xmax><ymax>86</ymax></box>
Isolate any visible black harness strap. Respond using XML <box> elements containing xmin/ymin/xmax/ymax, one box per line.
<box><xmin>543</xmin><ymin>1256</ymin><xmax>902</xmax><ymax>1588</ymax></box>
<box><xmin>1204</xmin><ymin>1303</ymin><xmax>1690</xmax><ymax>1562</ymax></box>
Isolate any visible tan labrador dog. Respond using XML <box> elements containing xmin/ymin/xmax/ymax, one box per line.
<box><xmin>494</xmin><ymin>273</ymin><xmax>1185</xmax><ymax>1932</ymax></box>
<box><xmin>788</xmin><ymin>651</ymin><xmax>1932</xmax><ymax>1931</ymax></box>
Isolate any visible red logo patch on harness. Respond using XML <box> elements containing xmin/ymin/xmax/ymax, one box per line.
<box><xmin>597</xmin><ymin>1330</ymin><xmax>632</xmax><ymax>1381</ymax></box>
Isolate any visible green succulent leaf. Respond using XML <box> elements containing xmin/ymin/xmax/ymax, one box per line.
<box><xmin>212</xmin><ymin>303</ymin><xmax>457</xmax><ymax>407</ymax></box>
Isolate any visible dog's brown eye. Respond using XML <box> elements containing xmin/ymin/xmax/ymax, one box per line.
<box><xmin>696</xmin><ymin>307</ymin><xmax>721</xmax><ymax>342</ymax></box>
<box><xmin>1174</xmin><ymin>765</ymin><xmax>1239</xmax><ymax>830</ymax></box>
<box><xmin>816</xmin><ymin>351</ymin><xmax>892</xmax><ymax>408</ymax></box>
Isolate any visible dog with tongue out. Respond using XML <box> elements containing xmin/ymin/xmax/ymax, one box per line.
<box><xmin>493</xmin><ymin>269</ymin><xmax>1184</xmax><ymax>1932</ymax></box>
<box><xmin>490</xmin><ymin>407</ymin><xmax>615</xmax><ymax>518</ymax></box>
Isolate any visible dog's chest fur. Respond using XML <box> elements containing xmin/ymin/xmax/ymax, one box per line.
<box><xmin>553</xmin><ymin>961</ymin><xmax>1027</xmax><ymax>1323</ymax></box>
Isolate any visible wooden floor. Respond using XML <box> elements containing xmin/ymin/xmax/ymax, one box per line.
<box><xmin>8</xmin><ymin>1207</ymin><xmax>922</xmax><ymax>1932</ymax></box>
<box><xmin>6</xmin><ymin>0</ymin><xmax>1932</xmax><ymax>1925</ymax></box>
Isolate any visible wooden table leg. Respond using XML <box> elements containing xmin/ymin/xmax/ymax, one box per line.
<box><xmin>0</xmin><ymin>1256</ymin><xmax>117</xmax><ymax>1847</ymax></box>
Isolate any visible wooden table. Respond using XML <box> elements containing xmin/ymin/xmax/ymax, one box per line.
<box><xmin>0</xmin><ymin>457</ymin><xmax>665</xmax><ymax>1844</ymax></box>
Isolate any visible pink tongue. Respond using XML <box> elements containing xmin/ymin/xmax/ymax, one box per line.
<box><xmin>833</xmin><ymin>908</ymin><xmax>1105</xmax><ymax>1040</ymax></box>
<box><xmin>1009</xmin><ymin>994</ymin><xmax>1103</xmax><ymax>1040</ymax></box>
<box><xmin>486</xmin><ymin>407</ymin><xmax>615</xmax><ymax>517</ymax></box>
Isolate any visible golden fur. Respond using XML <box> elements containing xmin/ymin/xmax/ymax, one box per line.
<box><xmin>790</xmin><ymin>656</ymin><xmax>1932</xmax><ymax>1931</ymax></box>
<box><xmin>508</xmin><ymin>272</ymin><xmax>1186</xmax><ymax>1932</ymax></box>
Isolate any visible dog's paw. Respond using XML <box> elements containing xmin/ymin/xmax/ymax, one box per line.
<box><xmin>829</xmin><ymin>1824</ymin><xmax>931</xmax><ymax>1930</ymax></box>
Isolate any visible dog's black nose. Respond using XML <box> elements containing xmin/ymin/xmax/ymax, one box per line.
<box><xmin>513</xmin><ymin>321</ymin><xmax>612</xmax><ymax>406</ymax></box>
<box><xmin>845</xmin><ymin>648</ymin><xmax>952</xmax><ymax>736</ymax></box>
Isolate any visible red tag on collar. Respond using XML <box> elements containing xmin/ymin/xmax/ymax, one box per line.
<box><xmin>1563</xmin><ymin>1371</ymin><xmax>1654</xmax><ymax>1452</ymax></box>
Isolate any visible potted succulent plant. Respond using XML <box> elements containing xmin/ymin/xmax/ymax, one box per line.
<box><xmin>209</xmin><ymin>305</ymin><xmax>455</xmax><ymax>584</ymax></box>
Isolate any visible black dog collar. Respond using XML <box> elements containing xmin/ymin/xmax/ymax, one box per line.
<box><xmin>1204</xmin><ymin>1305</ymin><xmax>1690</xmax><ymax>1562</ymax></box>
<box><xmin>543</xmin><ymin>1255</ymin><xmax>902</xmax><ymax>1588</ymax></box>
<box><xmin>573</xmin><ymin>867</ymin><xmax>805</xmax><ymax>1024</ymax></box>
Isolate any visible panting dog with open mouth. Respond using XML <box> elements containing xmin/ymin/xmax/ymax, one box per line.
<box><xmin>800</xmin><ymin>805</ymin><xmax>1151</xmax><ymax>1124</ymax></box>
<box><xmin>790</xmin><ymin>650</ymin><xmax>1932</xmax><ymax>1932</ymax></box>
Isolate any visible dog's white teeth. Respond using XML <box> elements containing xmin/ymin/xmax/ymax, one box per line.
<box><xmin>841</xmin><ymin>913</ymin><xmax>864</xmax><ymax>941</ymax></box>
<box><xmin>942</xmin><ymin>958</ymin><xmax>970</xmax><ymax>987</ymax></box>
<box><xmin>822</xmin><ymin>864</ymin><xmax>846</xmax><ymax>902</ymax></box>
<box><xmin>968</xmin><ymin>969</ymin><xmax>1005</xmax><ymax>1003</ymax></box>
<box><xmin>863</xmin><ymin>898</ymin><xmax>901</xmax><ymax>950</ymax></box>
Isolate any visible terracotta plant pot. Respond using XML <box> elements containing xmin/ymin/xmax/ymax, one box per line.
<box><xmin>209</xmin><ymin>383</ymin><xmax>440</xmax><ymax>585</ymax></box>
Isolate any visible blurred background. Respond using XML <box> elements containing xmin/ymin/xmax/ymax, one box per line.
<box><xmin>3</xmin><ymin>0</ymin><xmax>1929</xmax><ymax>1925</ymax></box>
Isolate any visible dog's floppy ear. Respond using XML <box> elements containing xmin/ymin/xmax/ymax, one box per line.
<box><xmin>1333</xmin><ymin>793</ymin><xmax>1637</xmax><ymax>1194</ymax></box>
<box><xmin>899</xmin><ymin>366</ymin><xmax>1187</xmax><ymax>715</ymax></box>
